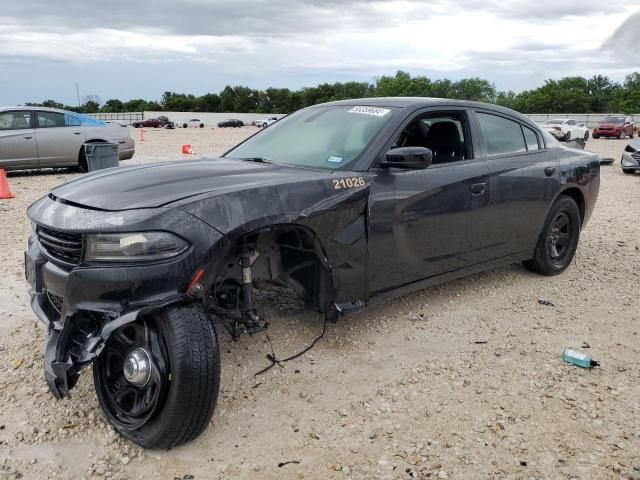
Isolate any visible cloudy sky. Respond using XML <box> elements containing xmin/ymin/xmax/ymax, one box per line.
<box><xmin>1</xmin><ymin>0</ymin><xmax>639</xmax><ymax>105</ymax></box>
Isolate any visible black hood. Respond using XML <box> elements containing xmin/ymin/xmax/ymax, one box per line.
<box><xmin>51</xmin><ymin>158</ymin><xmax>330</xmax><ymax>211</ymax></box>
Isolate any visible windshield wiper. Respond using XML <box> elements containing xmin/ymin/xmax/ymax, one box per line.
<box><xmin>235</xmin><ymin>157</ymin><xmax>273</xmax><ymax>164</ymax></box>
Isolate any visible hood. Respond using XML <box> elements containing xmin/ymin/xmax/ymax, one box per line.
<box><xmin>596</xmin><ymin>122</ymin><xmax>623</xmax><ymax>128</ymax></box>
<box><xmin>50</xmin><ymin>158</ymin><xmax>329</xmax><ymax>211</ymax></box>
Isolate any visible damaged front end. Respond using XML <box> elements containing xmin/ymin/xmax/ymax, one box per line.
<box><xmin>25</xmin><ymin>195</ymin><xmax>226</xmax><ymax>399</ymax></box>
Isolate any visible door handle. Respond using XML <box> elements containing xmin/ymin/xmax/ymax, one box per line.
<box><xmin>73</xmin><ymin>131</ymin><xmax>82</xmax><ymax>135</ymax></box>
<box><xmin>23</xmin><ymin>136</ymin><xmax>33</xmax><ymax>139</ymax></box>
<box><xmin>470</xmin><ymin>182</ymin><xmax>487</xmax><ymax>196</ymax></box>
<box><xmin>544</xmin><ymin>166</ymin><xmax>556</xmax><ymax>177</ymax></box>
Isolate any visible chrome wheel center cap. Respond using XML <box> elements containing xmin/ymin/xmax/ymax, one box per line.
<box><xmin>123</xmin><ymin>348</ymin><xmax>152</xmax><ymax>387</ymax></box>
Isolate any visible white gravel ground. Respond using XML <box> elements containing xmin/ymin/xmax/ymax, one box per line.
<box><xmin>0</xmin><ymin>128</ymin><xmax>639</xmax><ymax>480</ymax></box>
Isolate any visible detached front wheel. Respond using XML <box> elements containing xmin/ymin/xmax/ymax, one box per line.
<box><xmin>93</xmin><ymin>304</ymin><xmax>220</xmax><ymax>449</ymax></box>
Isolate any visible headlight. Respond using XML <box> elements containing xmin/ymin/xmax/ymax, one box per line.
<box><xmin>84</xmin><ymin>232</ymin><xmax>189</xmax><ymax>262</ymax></box>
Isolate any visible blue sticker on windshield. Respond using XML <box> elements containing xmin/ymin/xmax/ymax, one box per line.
<box><xmin>327</xmin><ymin>155</ymin><xmax>343</xmax><ymax>163</ymax></box>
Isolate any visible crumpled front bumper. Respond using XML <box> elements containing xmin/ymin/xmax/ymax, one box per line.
<box><xmin>26</xmin><ymin>237</ymin><xmax>192</xmax><ymax>398</ymax></box>
<box><xmin>25</xmin><ymin>195</ymin><xmax>229</xmax><ymax>399</ymax></box>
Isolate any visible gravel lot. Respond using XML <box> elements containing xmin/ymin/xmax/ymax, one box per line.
<box><xmin>1</xmin><ymin>128</ymin><xmax>639</xmax><ymax>480</ymax></box>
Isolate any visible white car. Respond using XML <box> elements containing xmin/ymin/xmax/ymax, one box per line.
<box><xmin>181</xmin><ymin>118</ymin><xmax>205</xmax><ymax>128</ymax></box>
<box><xmin>541</xmin><ymin>119</ymin><xmax>589</xmax><ymax>142</ymax></box>
<box><xmin>256</xmin><ymin>116</ymin><xmax>279</xmax><ymax>128</ymax></box>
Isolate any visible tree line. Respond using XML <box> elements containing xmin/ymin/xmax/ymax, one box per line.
<box><xmin>26</xmin><ymin>71</ymin><xmax>640</xmax><ymax>115</ymax></box>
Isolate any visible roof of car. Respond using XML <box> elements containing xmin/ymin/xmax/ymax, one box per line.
<box><xmin>318</xmin><ymin>96</ymin><xmax>527</xmax><ymax>115</ymax></box>
<box><xmin>316</xmin><ymin>97</ymin><xmax>537</xmax><ymax>126</ymax></box>
<box><xmin>0</xmin><ymin>106</ymin><xmax>66</xmax><ymax>113</ymax></box>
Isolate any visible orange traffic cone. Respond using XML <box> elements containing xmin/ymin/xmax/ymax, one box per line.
<box><xmin>0</xmin><ymin>169</ymin><xmax>14</xmax><ymax>199</ymax></box>
<box><xmin>139</xmin><ymin>129</ymin><xmax>145</xmax><ymax>142</ymax></box>
<box><xmin>181</xmin><ymin>144</ymin><xmax>193</xmax><ymax>154</ymax></box>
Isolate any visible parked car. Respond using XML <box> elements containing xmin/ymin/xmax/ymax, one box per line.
<box><xmin>132</xmin><ymin>117</ymin><xmax>167</xmax><ymax>128</ymax></box>
<box><xmin>621</xmin><ymin>138</ymin><xmax>640</xmax><ymax>174</ymax></box>
<box><xmin>592</xmin><ymin>116</ymin><xmax>635</xmax><ymax>139</ymax></box>
<box><xmin>25</xmin><ymin>98</ymin><xmax>600</xmax><ymax>449</ymax></box>
<box><xmin>182</xmin><ymin>118</ymin><xmax>205</xmax><ymax>128</ymax></box>
<box><xmin>163</xmin><ymin>121</ymin><xmax>176</xmax><ymax>129</ymax></box>
<box><xmin>217</xmin><ymin>119</ymin><xmax>244</xmax><ymax>128</ymax></box>
<box><xmin>256</xmin><ymin>116</ymin><xmax>278</xmax><ymax>128</ymax></box>
<box><xmin>542</xmin><ymin>119</ymin><xmax>589</xmax><ymax>142</ymax></box>
<box><xmin>0</xmin><ymin>107</ymin><xmax>134</xmax><ymax>171</ymax></box>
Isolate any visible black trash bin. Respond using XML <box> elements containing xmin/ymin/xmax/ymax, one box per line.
<box><xmin>83</xmin><ymin>143</ymin><xmax>119</xmax><ymax>172</ymax></box>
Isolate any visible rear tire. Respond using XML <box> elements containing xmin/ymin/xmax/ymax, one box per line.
<box><xmin>619</xmin><ymin>131</ymin><xmax>626</xmax><ymax>139</ymax></box>
<box><xmin>564</xmin><ymin>131</ymin><xmax>571</xmax><ymax>142</ymax></box>
<box><xmin>93</xmin><ymin>304</ymin><xmax>220</xmax><ymax>449</ymax></box>
<box><xmin>583</xmin><ymin>130</ymin><xmax>589</xmax><ymax>141</ymax></box>
<box><xmin>592</xmin><ymin>134</ymin><xmax>599</xmax><ymax>139</ymax></box>
<box><xmin>523</xmin><ymin>195</ymin><xmax>581</xmax><ymax>276</ymax></box>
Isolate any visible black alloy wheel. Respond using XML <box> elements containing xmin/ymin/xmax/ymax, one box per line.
<box><xmin>523</xmin><ymin>195</ymin><xmax>581</xmax><ymax>275</ymax></box>
<box><xmin>547</xmin><ymin>211</ymin><xmax>573</xmax><ymax>264</ymax></box>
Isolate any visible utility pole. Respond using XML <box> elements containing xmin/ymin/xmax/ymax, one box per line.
<box><xmin>75</xmin><ymin>82</ymin><xmax>81</xmax><ymax>108</ymax></box>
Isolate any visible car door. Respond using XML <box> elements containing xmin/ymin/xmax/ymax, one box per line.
<box><xmin>367</xmin><ymin>107</ymin><xmax>490</xmax><ymax>294</ymax></box>
<box><xmin>0</xmin><ymin>110</ymin><xmax>38</xmax><ymax>169</ymax></box>
<box><xmin>35</xmin><ymin>110</ymin><xmax>85</xmax><ymax>166</ymax></box>
<box><xmin>473</xmin><ymin>110</ymin><xmax>561</xmax><ymax>262</ymax></box>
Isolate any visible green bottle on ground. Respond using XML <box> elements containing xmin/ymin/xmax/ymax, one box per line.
<box><xmin>562</xmin><ymin>349</ymin><xmax>599</xmax><ymax>368</ymax></box>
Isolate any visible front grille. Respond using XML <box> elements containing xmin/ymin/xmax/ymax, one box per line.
<box><xmin>36</xmin><ymin>227</ymin><xmax>83</xmax><ymax>265</ymax></box>
<box><xmin>47</xmin><ymin>291</ymin><xmax>64</xmax><ymax>313</ymax></box>
<box><xmin>632</xmin><ymin>152</ymin><xmax>640</xmax><ymax>161</ymax></box>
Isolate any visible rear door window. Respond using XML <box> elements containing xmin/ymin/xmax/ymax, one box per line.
<box><xmin>476</xmin><ymin>112</ymin><xmax>526</xmax><ymax>157</ymax></box>
<box><xmin>37</xmin><ymin>111</ymin><xmax>66</xmax><ymax>128</ymax></box>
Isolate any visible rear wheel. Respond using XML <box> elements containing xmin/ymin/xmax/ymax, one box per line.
<box><xmin>523</xmin><ymin>195</ymin><xmax>581</xmax><ymax>276</ymax></box>
<box><xmin>619</xmin><ymin>130</ymin><xmax>626</xmax><ymax>139</ymax></box>
<box><xmin>564</xmin><ymin>131</ymin><xmax>571</xmax><ymax>142</ymax></box>
<box><xmin>592</xmin><ymin>134</ymin><xmax>600</xmax><ymax>139</ymax></box>
<box><xmin>93</xmin><ymin>304</ymin><xmax>220</xmax><ymax>449</ymax></box>
<box><xmin>583</xmin><ymin>130</ymin><xmax>589</xmax><ymax>141</ymax></box>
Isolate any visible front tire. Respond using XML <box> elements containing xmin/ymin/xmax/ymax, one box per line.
<box><xmin>619</xmin><ymin>130</ymin><xmax>626</xmax><ymax>139</ymax></box>
<box><xmin>592</xmin><ymin>134</ymin><xmax>600</xmax><ymax>139</ymax></box>
<box><xmin>523</xmin><ymin>195</ymin><xmax>581</xmax><ymax>276</ymax></box>
<box><xmin>93</xmin><ymin>304</ymin><xmax>220</xmax><ymax>449</ymax></box>
<box><xmin>622</xmin><ymin>168</ymin><xmax>635</xmax><ymax>175</ymax></box>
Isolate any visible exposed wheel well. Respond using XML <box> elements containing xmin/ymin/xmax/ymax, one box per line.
<box><xmin>212</xmin><ymin>225</ymin><xmax>334</xmax><ymax>312</ymax></box>
<box><xmin>560</xmin><ymin>188</ymin><xmax>585</xmax><ymax>225</ymax></box>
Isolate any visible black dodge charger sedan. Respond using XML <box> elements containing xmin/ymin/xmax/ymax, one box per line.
<box><xmin>25</xmin><ymin>98</ymin><xmax>600</xmax><ymax>448</ymax></box>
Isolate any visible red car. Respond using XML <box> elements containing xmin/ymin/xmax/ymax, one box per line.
<box><xmin>592</xmin><ymin>116</ymin><xmax>635</xmax><ymax>139</ymax></box>
<box><xmin>132</xmin><ymin>116</ymin><xmax>169</xmax><ymax>128</ymax></box>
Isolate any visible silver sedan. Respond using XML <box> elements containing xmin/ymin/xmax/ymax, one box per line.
<box><xmin>0</xmin><ymin>107</ymin><xmax>135</xmax><ymax>171</ymax></box>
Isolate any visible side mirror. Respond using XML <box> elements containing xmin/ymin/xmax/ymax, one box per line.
<box><xmin>381</xmin><ymin>147</ymin><xmax>433</xmax><ymax>170</ymax></box>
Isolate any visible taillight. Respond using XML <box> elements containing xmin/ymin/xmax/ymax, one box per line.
<box><xmin>553</xmin><ymin>126</ymin><xmax>561</xmax><ymax>131</ymax></box>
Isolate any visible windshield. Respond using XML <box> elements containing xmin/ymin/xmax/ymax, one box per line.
<box><xmin>602</xmin><ymin>116</ymin><xmax>625</xmax><ymax>123</ymax></box>
<box><xmin>225</xmin><ymin>105</ymin><xmax>397</xmax><ymax>170</ymax></box>
<box><xmin>544</xmin><ymin>119</ymin><xmax>566</xmax><ymax>124</ymax></box>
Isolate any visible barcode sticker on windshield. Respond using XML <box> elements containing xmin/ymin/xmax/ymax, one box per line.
<box><xmin>348</xmin><ymin>106</ymin><xmax>390</xmax><ymax>117</ymax></box>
